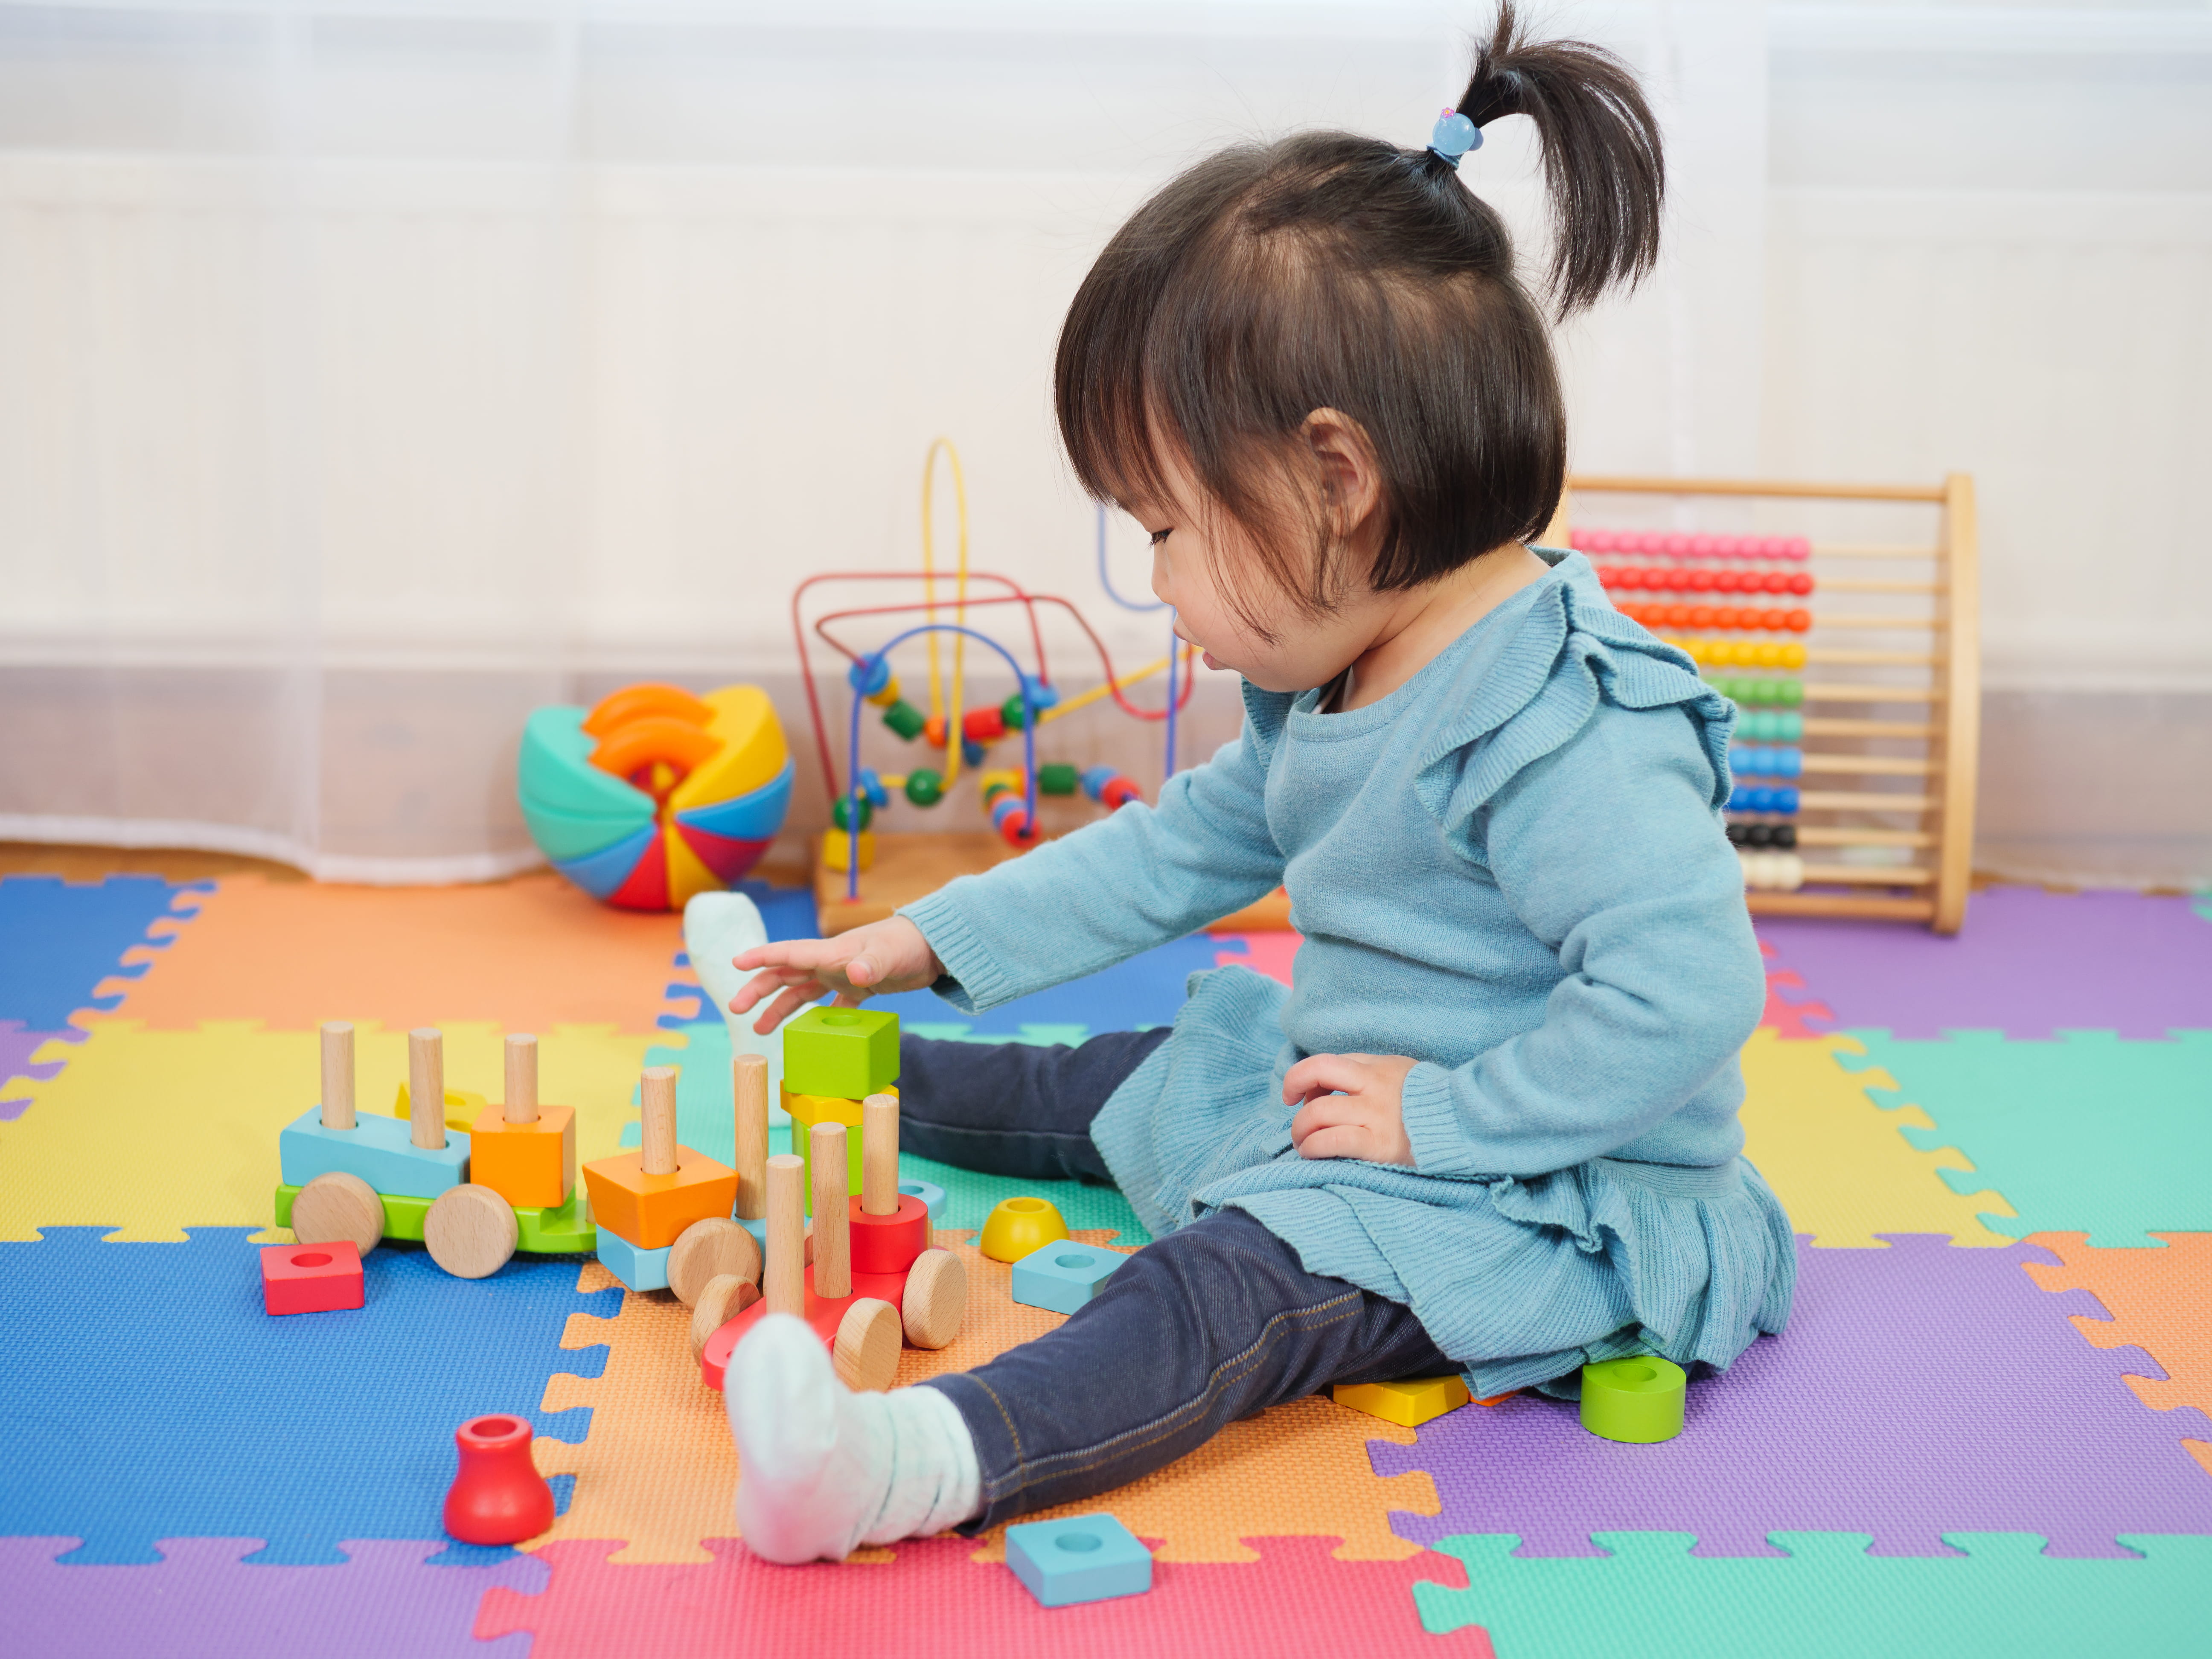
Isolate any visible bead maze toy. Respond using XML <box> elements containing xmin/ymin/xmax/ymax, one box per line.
<box><xmin>698</xmin><ymin>1008</ymin><xmax>969</xmax><ymax>1391</ymax></box>
<box><xmin>1552</xmin><ymin>472</ymin><xmax>1980</xmax><ymax>931</ymax></box>
<box><xmin>519</xmin><ymin>681</ymin><xmax>793</xmax><ymax>911</ymax></box>
<box><xmin>279</xmin><ymin>1025</ymin><xmax>600</xmax><ymax>1277</ymax></box>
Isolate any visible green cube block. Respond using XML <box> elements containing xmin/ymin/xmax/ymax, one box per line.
<box><xmin>782</xmin><ymin>1006</ymin><xmax>900</xmax><ymax>1099</ymax></box>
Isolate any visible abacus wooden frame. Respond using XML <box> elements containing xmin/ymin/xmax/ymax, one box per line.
<box><xmin>1549</xmin><ymin>474</ymin><xmax>1979</xmax><ymax>934</ymax></box>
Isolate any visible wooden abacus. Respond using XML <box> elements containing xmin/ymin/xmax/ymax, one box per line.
<box><xmin>1551</xmin><ymin>473</ymin><xmax>1979</xmax><ymax>933</ymax></box>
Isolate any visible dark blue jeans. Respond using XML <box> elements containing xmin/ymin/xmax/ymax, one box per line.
<box><xmin>899</xmin><ymin>1033</ymin><xmax>1452</xmax><ymax>1530</ymax></box>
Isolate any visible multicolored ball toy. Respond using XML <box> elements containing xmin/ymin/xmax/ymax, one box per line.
<box><xmin>518</xmin><ymin>682</ymin><xmax>792</xmax><ymax>910</ymax></box>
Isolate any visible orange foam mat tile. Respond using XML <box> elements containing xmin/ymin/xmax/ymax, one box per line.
<box><xmin>2024</xmin><ymin>1229</ymin><xmax>2212</xmax><ymax>1476</ymax></box>
<box><xmin>477</xmin><ymin>1535</ymin><xmax>1492</xmax><ymax>1659</ymax></box>
<box><xmin>531</xmin><ymin>1234</ymin><xmax>1438</xmax><ymax>1566</ymax></box>
<box><xmin>89</xmin><ymin>874</ymin><xmax>699</xmax><ymax>1035</ymax></box>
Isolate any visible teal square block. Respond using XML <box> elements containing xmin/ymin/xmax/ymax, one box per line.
<box><xmin>781</xmin><ymin>1006</ymin><xmax>900</xmax><ymax>1100</ymax></box>
<box><xmin>898</xmin><ymin>1178</ymin><xmax>946</xmax><ymax>1223</ymax></box>
<box><xmin>1010</xmin><ymin>1240</ymin><xmax>1122</xmax><ymax>1316</ymax></box>
<box><xmin>1005</xmin><ymin>1513</ymin><xmax>1151</xmax><ymax>1607</ymax></box>
<box><xmin>277</xmin><ymin>1108</ymin><xmax>469</xmax><ymax>1201</ymax></box>
<box><xmin>597</xmin><ymin>1231</ymin><xmax>671</xmax><ymax>1292</ymax></box>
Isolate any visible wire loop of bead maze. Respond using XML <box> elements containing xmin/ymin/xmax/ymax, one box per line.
<box><xmin>1549</xmin><ymin>474</ymin><xmax>1979</xmax><ymax>933</ymax></box>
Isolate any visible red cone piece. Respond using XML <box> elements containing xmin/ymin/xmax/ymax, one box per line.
<box><xmin>442</xmin><ymin>1415</ymin><xmax>556</xmax><ymax>1545</ymax></box>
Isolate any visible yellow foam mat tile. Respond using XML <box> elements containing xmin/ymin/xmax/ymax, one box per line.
<box><xmin>1738</xmin><ymin>1028</ymin><xmax>2019</xmax><ymax>1249</ymax></box>
<box><xmin>531</xmin><ymin>1233</ymin><xmax>1437</xmax><ymax>1566</ymax></box>
<box><xmin>0</xmin><ymin>1018</ymin><xmax>659</xmax><ymax>1242</ymax></box>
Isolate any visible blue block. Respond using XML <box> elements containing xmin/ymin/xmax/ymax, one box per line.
<box><xmin>1005</xmin><ymin>1513</ymin><xmax>1151</xmax><ymax>1607</ymax></box>
<box><xmin>278</xmin><ymin>1109</ymin><xmax>469</xmax><ymax>1200</ymax></box>
<box><xmin>898</xmin><ymin>1178</ymin><xmax>947</xmax><ymax>1223</ymax></box>
<box><xmin>596</xmin><ymin>1231</ymin><xmax>671</xmax><ymax>1292</ymax></box>
<box><xmin>1010</xmin><ymin>1239</ymin><xmax>1123</xmax><ymax>1315</ymax></box>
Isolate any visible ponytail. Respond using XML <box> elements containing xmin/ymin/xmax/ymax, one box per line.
<box><xmin>1454</xmin><ymin>2</ymin><xmax>1664</xmax><ymax>317</ymax></box>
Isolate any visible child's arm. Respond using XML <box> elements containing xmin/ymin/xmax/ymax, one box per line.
<box><xmin>733</xmin><ymin>706</ymin><xmax>1284</xmax><ymax>1027</ymax></box>
<box><xmin>1289</xmin><ymin>703</ymin><xmax>1764</xmax><ymax>1177</ymax></box>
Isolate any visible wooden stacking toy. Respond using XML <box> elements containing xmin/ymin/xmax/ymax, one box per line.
<box><xmin>584</xmin><ymin>1064</ymin><xmax>739</xmax><ymax>1292</ymax></box>
<box><xmin>279</xmin><ymin>1025</ymin><xmax>598</xmax><ymax>1278</ymax></box>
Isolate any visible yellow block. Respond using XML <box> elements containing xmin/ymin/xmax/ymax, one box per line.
<box><xmin>1334</xmin><ymin>1374</ymin><xmax>1471</xmax><ymax>1428</ymax></box>
<box><xmin>669</xmin><ymin>685</ymin><xmax>786</xmax><ymax>812</ymax></box>
<box><xmin>393</xmin><ymin>1084</ymin><xmax>489</xmax><ymax>1133</ymax></box>
<box><xmin>782</xmin><ymin>1083</ymin><xmax>896</xmax><ymax>1214</ymax></box>
<box><xmin>1738</xmin><ymin>1027</ymin><xmax>2017</xmax><ymax>1249</ymax></box>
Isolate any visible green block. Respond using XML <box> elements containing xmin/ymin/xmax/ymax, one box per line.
<box><xmin>1415</xmin><ymin>1531</ymin><xmax>2209</xmax><ymax>1658</ymax></box>
<box><xmin>1580</xmin><ymin>1355</ymin><xmax>1686</xmax><ymax>1443</ymax></box>
<box><xmin>781</xmin><ymin>1005</ymin><xmax>900</xmax><ymax>1099</ymax></box>
<box><xmin>274</xmin><ymin>1183</ymin><xmax>596</xmax><ymax>1254</ymax></box>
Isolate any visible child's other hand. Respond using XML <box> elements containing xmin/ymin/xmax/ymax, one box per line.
<box><xmin>729</xmin><ymin>916</ymin><xmax>944</xmax><ymax>1035</ymax></box>
<box><xmin>1283</xmin><ymin>1053</ymin><xmax>1417</xmax><ymax>1167</ymax></box>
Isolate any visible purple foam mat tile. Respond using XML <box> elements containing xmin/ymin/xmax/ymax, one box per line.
<box><xmin>0</xmin><ymin>1022</ymin><xmax>82</xmax><ymax>1121</ymax></box>
<box><xmin>1372</xmin><ymin>1235</ymin><xmax>2212</xmax><ymax>1559</ymax></box>
<box><xmin>1752</xmin><ymin>885</ymin><xmax>2212</xmax><ymax>1039</ymax></box>
<box><xmin>0</xmin><ymin>1536</ymin><xmax>544</xmax><ymax>1659</ymax></box>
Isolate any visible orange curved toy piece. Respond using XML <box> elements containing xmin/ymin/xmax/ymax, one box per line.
<box><xmin>583</xmin><ymin>683</ymin><xmax>713</xmax><ymax>738</ymax></box>
<box><xmin>589</xmin><ymin>716</ymin><xmax>722</xmax><ymax>801</ymax></box>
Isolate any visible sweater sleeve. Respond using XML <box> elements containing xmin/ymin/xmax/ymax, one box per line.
<box><xmin>896</xmin><ymin>704</ymin><xmax>1287</xmax><ymax>1013</ymax></box>
<box><xmin>1397</xmin><ymin>702</ymin><xmax>1767</xmax><ymax>1177</ymax></box>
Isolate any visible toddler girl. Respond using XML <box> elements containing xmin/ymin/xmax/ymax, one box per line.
<box><xmin>723</xmin><ymin>6</ymin><xmax>1793</xmax><ymax>1564</ymax></box>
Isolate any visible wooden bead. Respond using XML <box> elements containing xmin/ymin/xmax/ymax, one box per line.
<box><xmin>409</xmin><ymin>1028</ymin><xmax>446</xmax><ymax>1150</ymax></box>
<box><xmin>667</xmin><ymin>1217</ymin><xmax>762</xmax><ymax>1306</ymax></box>
<box><xmin>899</xmin><ymin>1246</ymin><xmax>967</xmax><ymax>1350</ymax></box>
<box><xmin>861</xmin><ymin>1094</ymin><xmax>900</xmax><ymax>1217</ymax></box>
<box><xmin>765</xmin><ymin>1154</ymin><xmax>806</xmax><ymax>1317</ymax></box>
<box><xmin>810</xmin><ymin>1122</ymin><xmax>850</xmax><ymax>1299</ymax></box>
<box><xmin>291</xmin><ymin>1170</ymin><xmax>382</xmax><ymax>1257</ymax></box>
<box><xmin>640</xmin><ymin>1066</ymin><xmax>679</xmax><ymax>1176</ymax></box>
<box><xmin>504</xmin><ymin>1034</ymin><xmax>539</xmax><ymax>1125</ymax></box>
<box><xmin>732</xmin><ymin>1053</ymin><xmax>769</xmax><ymax>1222</ymax></box>
<box><xmin>423</xmin><ymin>1183</ymin><xmax>518</xmax><ymax>1279</ymax></box>
<box><xmin>319</xmin><ymin>1021</ymin><xmax>355</xmax><ymax>1132</ymax></box>
<box><xmin>832</xmin><ymin>1297</ymin><xmax>902</xmax><ymax>1392</ymax></box>
<box><xmin>689</xmin><ymin>1273</ymin><xmax>760</xmax><ymax>1360</ymax></box>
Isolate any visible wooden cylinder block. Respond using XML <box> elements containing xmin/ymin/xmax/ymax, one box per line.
<box><xmin>320</xmin><ymin>1021</ymin><xmax>355</xmax><ymax>1132</ymax></box>
<box><xmin>899</xmin><ymin>1247</ymin><xmax>967</xmax><ymax>1350</ymax></box>
<box><xmin>409</xmin><ymin>1028</ymin><xmax>445</xmax><ymax>1150</ymax></box>
<box><xmin>667</xmin><ymin>1217</ymin><xmax>762</xmax><ymax>1306</ymax></box>
<box><xmin>810</xmin><ymin>1122</ymin><xmax>851</xmax><ymax>1299</ymax></box>
<box><xmin>833</xmin><ymin>1298</ymin><xmax>902</xmax><ymax>1392</ymax></box>
<box><xmin>732</xmin><ymin>1054</ymin><xmax>769</xmax><ymax>1221</ymax></box>
<box><xmin>765</xmin><ymin>1153</ymin><xmax>805</xmax><ymax>1317</ymax></box>
<box><xmin>861</xmin><ymin>1094</ymin><xmax>899</xmax><ymax>1217</ymax></box>
<box><xmin>690</xmin><ymin>1273</ymin><xmax>760</xmax><ymax>1360</ymax></box>
<box><xmin>291</xmin><ymin>1170</ymin><xmax>381</xmax><ymax>1257</ymax></box>
<box><xmin>423</xmin><ymin>1183</ymin><xmax>518</xmax><ymax>1279</ymax></box>
<box><xmin>505</xmin><ymin>1033</ymin><xmax>539</xmax><ymax>1125</ymax></box>
<box><xmin>640</xmin><ymin>1065</ymin><xmax>679</xmax><ymax>1176</ymax></box>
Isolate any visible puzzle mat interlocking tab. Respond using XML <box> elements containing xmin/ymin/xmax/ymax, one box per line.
<box><xmin>1412</xmin><ymin>1531</ymin><xmax>2209</xmax><ymax>1657</ymax></box>
<box><xmin>0</xmin><ymin>1227</ymin><xmax>616</xmax><ymax>1564</ymax></box>
<box><xmin>533</xmin><ymin>1236</ymin><xmax>1430</xmax><ymax>1565</ymax></box>
<box><xmin>1370</xmin><ymin>1235</ymin><xmax>2212</xmax><ymax>1558</ymax></box>
<box><xmin>0</xmin><ymin>1019</ymin><xmax>662</xmax><ymax>1241</ymax></box>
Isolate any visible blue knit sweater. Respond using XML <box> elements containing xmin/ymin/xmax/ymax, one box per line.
<box><xmin>903</xmin><ymin>551</ymin><xmax>1796</xmax><ymax>1394</ymax></box>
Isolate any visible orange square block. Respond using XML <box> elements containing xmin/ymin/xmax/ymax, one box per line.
<box><xmin>581</xmin><ymin>1148</ymin><xmax>737</xmax><ymax>1249</ymax></box>
<box><xmin>469</xmin><ymin>1104</ymin><xmax>577</xmax><ymax>1211</ymax></box>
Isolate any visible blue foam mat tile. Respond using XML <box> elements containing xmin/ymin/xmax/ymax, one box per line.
<box><xmin>0</xmin><ymin>1228</ymin><xmax>615</xmax><ymax>1564</ymax></box>
<box><xmin>0</xmin><ymin>875</ymin><xmax>211</xmax><ymax>1030</ymax></box>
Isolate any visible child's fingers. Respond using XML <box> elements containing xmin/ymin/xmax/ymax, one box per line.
<box><xmin>1289</xmin><ymin>1092</ymin><xmax>1371</xmax><ymax>1147</ymax></box>
<box><xmin>728</xmin><ymin>964</ymin><xmax>810</xmax><ymax>1016</ymax></box>
<box><xmin>732</xmin><ymin>939</ymin><xmax>841</xmax><ymax>973</ymax></box>
<box><xmin>749</xmin><ymin>983</ymin><xmax>822</xmax><ymax>1036</ymax></box>
<box><xmin>1292</xmin><ymin>1122</ymin><xmax>1374</xmax><ymax>1162</ymax></box>
<box><xmin>1281</xmin><ymin>1052</ymin><xmax>1372</xmax><ymax>1106</ymax></box>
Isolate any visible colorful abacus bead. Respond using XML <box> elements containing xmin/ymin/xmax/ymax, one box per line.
<box><xmin>904</xmin><ymin>767</ymin><xmax>943</xmax><ymax>806</ymax></box>
<box><xmin>989</xmin><ymin>790</ymin><xmax>1040</xmax><ymax>848</ymax></box>
<box><xmin>1739</xmin><ymin>850</ymin><xmax>1806</xmax><ymax>891</ymax></box>
<box><xmin>882</xmin><ymin>699</ymin><xmax>926</xmax><ymax>741</ymax></box>
<box><xmin>1082</xmin><ymin>766</ymin><xmax>1143</xmax><ymax>809</ymax></box>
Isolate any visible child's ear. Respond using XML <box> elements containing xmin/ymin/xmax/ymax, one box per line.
<box><xmin>1299</xmin><ymin>408</ymin><xmax>1382</xmax><ymax>532</ymax></box>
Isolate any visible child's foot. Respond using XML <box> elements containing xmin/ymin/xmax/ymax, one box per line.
<box><xmin>725</xmin><ymin>1314</ymin><xmax>981</xmax><ymax>1563</ymax></box>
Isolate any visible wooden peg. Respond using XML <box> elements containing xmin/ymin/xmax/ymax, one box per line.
<box><xmin>291</xmin><ymin>1170</ymin><xmax>381</xmax><ymax>1257</ymax></box>
<box><xmin>667</xmin><ymin>1216</ymin><xmax>762</xmax><ymax>1306</ymax></box>
<box><xmin>409</xmin><ymin>1028</ymin><xmax>445</xmax><ymax>1150</ymax></box>
<box><xmin>810</xmin><ymin>1121</ymin><xmax>850</xmax><ymax>1299</ymax></box>
<box><xmin>640</xmin><ymin>1066</ymin><xmax>679</xmax><ymax>1176</ymax></box>
<box><xmin>505</xmin><ymin>1034</ymin><xmax>539</xmax><ymax>1125</ymax></box>
<box><xmin>900</xmin><ymin>1247</ymin><xmax>966</xmax><ymax>1350</ymax></box>
<box><xmin>320</xmin><ymin>1021</ymin><xmax>355</xmax><ymax>1132</ymax></box>
<box><xmin>832</xmin><ymin>1297</ymin><xmax>901</xmax><ymax>1392</ymax></box>
<box><xmin>732</xmin><ymin>1054</ymin><xmax>769</xmax><ymax>1221</ymax></box>
<box><xmin>690</xmin><ymin>1273</ymin><xmax>760</xmax><ymax>1360</ymax></box>
<box><xmin>861</xmin><ymin>1094</ymin><xmax>899</xmax><ymax>1217</ymax></box>
<box><xmin>765</xmin><ymin>1153</ymin><xmax>805</xmax><ymax>1317</ymax></box>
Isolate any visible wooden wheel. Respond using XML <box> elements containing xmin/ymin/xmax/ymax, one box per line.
<box><xmin>832</xmin><ymin>1298</ymin><xmax>901</xmax><ymax>1391</ymax></box>
<box><xmin>900</xmin><ymin>1247</ymin><xmax>966</xmax><ymax>1350</ymax></box>
<box><xmin>689</xmin><ymin>1273</ymin><xmax>760</xmax><ymax>1361</ymax></box>
<box><xmin>668</xmin><ymin>1217</ymin><xmax>762</xmax><ymax>1306</ymax></box>
<box><xmin>291</xmin><ymin>1171</ymin><xmax>383</xmax><ymax>1257</ymax></box>
<box><xmin>423</xmin><ymin>1183</ymin><xmax>518</xmax><ymax>1279</ymax></box>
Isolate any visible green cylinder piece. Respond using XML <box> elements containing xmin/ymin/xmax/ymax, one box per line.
<box><xmin>831</xmin><ymin>795</ymin><xmax>872</xmax><ymax>832</ymax></box>
<box><xmin>1001</xmin><ymin>693</ymin><xmax>1029</xmax><ymax>731</ymax></box>
<box><xmin>882</xmin><ymin>699</ymin><xmax>926</xmax><ymax>741</ymax></box>
<box><xmin>1778</xmin><ymin>679</ymin><xmax>1805</xmax><ymax>707</ymax></box>
<box><xmin>1579</xmin><ymin>1355</ymin><xmax>1686</xmax><ymax>1444</ymax></box>
<box><xmin>1039</xmin><ymin>763</ymin><xmax>1079</xmax><ymax>797</ymax></box>
<box><xmin>904</xmin><ymin>767</ymin><xmax>943</xmax><ymax>807</ymax></box>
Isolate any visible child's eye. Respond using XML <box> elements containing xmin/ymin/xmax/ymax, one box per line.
<box><xmin>1147</xmin><ymin>528</ymin><xmax>1174</xmax><ymax>547</ymax></box>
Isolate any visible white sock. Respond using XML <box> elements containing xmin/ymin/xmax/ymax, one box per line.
<box><xmin>725</xmin><ymin>1313</ymin><xmax>981</xmax><ymax>1563</ymax></box>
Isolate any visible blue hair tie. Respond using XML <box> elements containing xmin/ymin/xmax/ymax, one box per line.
<box><xmin>1428</xmin><ymin>109</ymin><xmax>1481</xmax><ymax>168</ymax></box>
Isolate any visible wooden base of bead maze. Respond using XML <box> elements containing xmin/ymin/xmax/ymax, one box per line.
<box><xmin>813</xmin><ymin>832</ymin><xmax>1293</xmax><ymax>936</ymax></box>
<box><xmin>1552</xmin><ymin>472</ymin><xmax>1980</xmax><ymax>933</ymax></box>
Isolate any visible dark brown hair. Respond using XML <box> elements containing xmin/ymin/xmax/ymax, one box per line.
<box><xmin>1055</xmin><ymin>5</ymin><xmax>1663</xmax><ymax>638</ymax></box>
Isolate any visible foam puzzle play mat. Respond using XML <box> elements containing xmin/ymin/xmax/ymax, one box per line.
<box><xmin>2</xmin><ymin>870</ymin><xmax>2206</xmax><ymax>1657</ymax></box>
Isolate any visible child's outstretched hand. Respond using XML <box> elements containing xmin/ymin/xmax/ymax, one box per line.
<box><xmin>729</xmin><ymin>915</ymin><xmax>944</xmax><ymax>1036</ymax></box>
<box><xmin>1284</xmin><ymin>1052</ymin><xmax>1417</xmax><ymax>1167</ymax></box>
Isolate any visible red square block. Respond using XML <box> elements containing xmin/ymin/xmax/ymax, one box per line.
<box><xmin>261</xmin><ymin>1240</ymin><xmax>364</xmax><ymax>1315</ymax></box>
